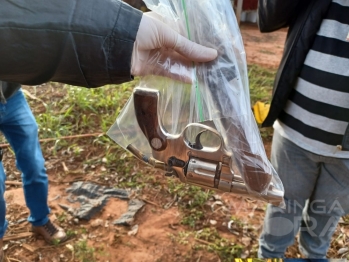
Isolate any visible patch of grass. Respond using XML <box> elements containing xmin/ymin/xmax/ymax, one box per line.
<box><xmin>230</xmin><ymin>215</ymin><xmax>246</xmax><ymax>228</ymax></box>
<box><xmin>34</xmin><ymin>81</ymin><xmax>137</xmax><ymax>141</ymax></box>
<box><xmin>74</xmin><ymin>239</ymin><xmax>95</xmax><ymax>262</ymax></box>
<box><xmin>52</xmin><ymin>238</ymin><xmax>61</xmax><ymax>246</ymax></box>
<box><xmin>181</xmin><ymin>209</ymin><xmax>205</xmax><ymax>228</ymax></box>
<box><xmin>66</xmin><ymin>229</ymin><xmax>77</xmax><ymax>238</ymax></box>
<box><xmin>167</xmin><ymin>178</ymin><xmax>214</xmax><ymax>228</ymax></box>
<box><xmin>195</xmin><ymin>228</ymin><xmax>243</xmax><ymax>261</ymax></box>
<box><xmin>169</xmin><ymin>231</ymin><xmax>193</xmax><ymax>245</ymax></box>
<box><xmin>248</xmin><ymin>64</ymin><xmax>276</xmax><ymax>140</ymax></box>
<box><xmin>57</xmin><ymin>211</ymin><xmax>68</xmax><ymax>223</ymax></box>
<box><xmin>167</xmin><ymin>178</ymin><xmax>214</xmax><ymax>208</ymax></box>
<box><xmin>248</xmin><ymin>64</ymin><xmax>276</xmax><ymax>106</ymax></box>
<box><xmin>171</xmin><ymin>228</ymin><xmax>243</xmax><ymax>261</ymax></box>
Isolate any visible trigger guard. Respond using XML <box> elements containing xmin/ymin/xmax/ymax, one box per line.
<box><xmin>183</xmin><ymin>122</ymin><xmax>223</xmax><ymax>150</ymax></box>
<box><xmin>183</xmin><ymin>122</ymin><xmax>221</xmax><ymax>136</ymax></box>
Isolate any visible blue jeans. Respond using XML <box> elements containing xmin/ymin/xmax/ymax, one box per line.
<box><xmin>258</xmin><ymin>131</ymin><xmax>349</xmax><ymax>258</ymax></box>
<box><xmin>0</xmin><ymin>89</ymin><xmax>49</xmax><ymax>239</ymax></box>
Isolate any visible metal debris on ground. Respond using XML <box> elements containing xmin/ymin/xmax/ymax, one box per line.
<box><xmin>127</xmin><ymin>225</ymin><xmax>139</xmax><ymax>236</ymax></box>
<box><xmin>59</xmin><ymin>181</ymin><xmax>131</xmax><ymax>220</ymax></box>
<box><xmin>113</xmin><ymin>199</ymin><xmax>145</xmax><ymax>226</ymax></box>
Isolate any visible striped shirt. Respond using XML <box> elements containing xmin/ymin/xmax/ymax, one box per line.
<box><xmin>274</xmin><ymin>0</ymin><xmax>349</xmax><ymax>158</ymax></box>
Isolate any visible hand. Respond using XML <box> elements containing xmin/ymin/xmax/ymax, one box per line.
<box><xmin>131</xmin><ymin>12</ymin><xmax>218</xmax><ymax>82</ymax></box>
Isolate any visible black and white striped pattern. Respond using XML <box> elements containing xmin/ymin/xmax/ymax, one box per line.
<box><xmin>274</xmin><ymin>0</ymin><xmax>349</xmax><ymax>157</ymax></box>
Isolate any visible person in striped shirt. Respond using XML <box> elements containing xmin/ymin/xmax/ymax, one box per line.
<box><xmin>257</xmin><ymin>0</ymin><xmax>349</xmax><ymax>258</ymax></box>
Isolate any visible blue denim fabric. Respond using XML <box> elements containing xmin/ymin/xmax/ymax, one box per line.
<box><xmin>258</xmin><ymin>131</ymin><xmax>349</xmax><ymax>258</ymax></box>
<box><xmin>0</xmin><ymin>89</ymin><xmax>49</xmax><ymax>238</ymax></box>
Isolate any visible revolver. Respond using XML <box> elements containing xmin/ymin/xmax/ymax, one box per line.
<box><xmin>127</xmin><ymin>87</ymin><xmax>284</xmax><ymax>206</ymax></box>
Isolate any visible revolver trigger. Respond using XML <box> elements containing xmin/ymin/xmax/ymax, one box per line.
<box><xmin>189</xmin><ymin>130</ymin><xmax>206</xmax><ymax>150</ymax></box>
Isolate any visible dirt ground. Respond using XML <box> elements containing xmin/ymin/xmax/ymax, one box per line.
<box><xmin>241</xmin><ymin>23</ymin><xmax>286</xmax><ymax>69</ymax></box>
<box><xmin>2</xmin><ymin>23</ymin><xmax>348</xmax><ymax>262</ymax></box>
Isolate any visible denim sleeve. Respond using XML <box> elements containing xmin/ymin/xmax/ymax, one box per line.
<box><xmin>0</xmin><ymin>0</ymin><xmax>142</xmax><ymax>88</ymax></box>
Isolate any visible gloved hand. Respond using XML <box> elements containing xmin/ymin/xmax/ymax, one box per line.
<box><xmin>131</xmin><ymin>12</ymin><xmax>218</xmax><ymax>82</ymax></box>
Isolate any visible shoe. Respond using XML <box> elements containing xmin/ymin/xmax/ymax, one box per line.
<box><xmin>32</xmin><ymin>220</ymin><xmax>67</xmax><ymax>244</ymax></box>
<box><xmin>0</xmin><ymin>238</ymin><xmax>3</xmax><ymax>262</ymax></box>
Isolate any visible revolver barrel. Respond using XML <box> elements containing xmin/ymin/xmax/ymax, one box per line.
<box><xmin>186</xmin><ymin>157</ymin><xmax>284</xmax><ymax>206</ymax></box>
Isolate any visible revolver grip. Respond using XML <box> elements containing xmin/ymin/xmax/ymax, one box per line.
<box><xmin>133</xmin><ymin>88</ymin><xmax>167</xmax><ymax>151</ymax></box>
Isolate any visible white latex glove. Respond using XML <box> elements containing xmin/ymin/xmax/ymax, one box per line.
<box><xmin>131</xmin><ymin>12</ymin><xmax>218</xmax><ymax>82</ymax></box>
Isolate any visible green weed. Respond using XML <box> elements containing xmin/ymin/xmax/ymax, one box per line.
<box><xmin>195</xmin><ymin>228</ymin><xmax>243</xmax><ymax>261</ymax></box>
<box><xmin>248</xmin><ymin>64</ymin><xmax>276</xmax><ymax>140</ymax></box>
<box><xmin>248</xmin><ymin>64</ymin><xmax>276</xmax><ymax>106</ymax></box>
<box><xmin>167</xmin><ymin>178</ymin><xmax>214</xmax><ymax>228</ymax></box>
<box><xmin>74</xmin><ymin>239</ymin><xmax>95</xmax><ymax>262</ymax></box>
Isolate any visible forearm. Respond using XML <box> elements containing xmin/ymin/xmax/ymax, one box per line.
<box><xmin>0</xmin><ymin>0</ymin><xmax>142</xmax><ymax>87</ymax></box>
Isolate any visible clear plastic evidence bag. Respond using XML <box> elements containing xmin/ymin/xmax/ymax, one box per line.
<box><xmin>107</xmin><ymin>0</ymin><xmax>285</xmax><ymax>207</ymax></box>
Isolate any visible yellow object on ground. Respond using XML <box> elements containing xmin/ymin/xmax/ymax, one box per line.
<box><xmin>253</xmin><ymin>101</ymin><xmax>270</xmax><ymax>124</ymax></box>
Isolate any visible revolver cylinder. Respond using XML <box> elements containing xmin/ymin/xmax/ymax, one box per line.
<box><xmin>186</xmin><ymin>157</ymin><xmax>242</xmax><ymax>190</ymax></box>
<box><xmin>186</xmin><ymin>158</ymin><xmax>217</xmax><ymax>188</ymax></box>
